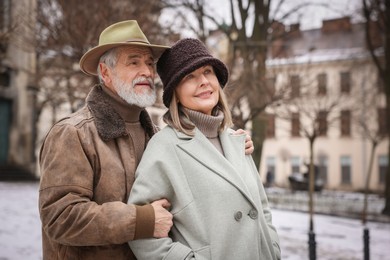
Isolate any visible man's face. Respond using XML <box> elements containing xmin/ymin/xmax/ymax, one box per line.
<box><xmin>104</xmin><ymin>46</ymin><xmax>157</xmax><ymax>107</ymax></box>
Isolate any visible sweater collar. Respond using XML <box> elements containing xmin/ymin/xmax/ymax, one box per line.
<box><xmin>185</xmin><ymin>108</ymin><xmax>224</xmax><ymax>138</ymax></box>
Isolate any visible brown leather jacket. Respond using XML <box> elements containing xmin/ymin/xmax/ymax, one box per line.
<box><xmin>39</xmin><ymin>85</ymin><xmax>157</xmax><ymax>260</ymax></box>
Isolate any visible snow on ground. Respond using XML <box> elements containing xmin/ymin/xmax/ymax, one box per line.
<box><xmin>0</xmin><ymin>182</ymin><xmax>42</xmax><ymax>260</ymax></box>
<box><xmin>273</xmin><ymin>208</ymin><xmax>390</xmax><ymax>260</ymax></box>
<box><xmin>0</xmin><ymin>181</ymin><xmax>389</xmax><ymax>260</ymax></box>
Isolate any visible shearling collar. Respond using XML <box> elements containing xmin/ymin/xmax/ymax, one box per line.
<box><xmin>86</xmin><ymin>84</ymin><xmax>156</xmax><ymax>141</ymax></box>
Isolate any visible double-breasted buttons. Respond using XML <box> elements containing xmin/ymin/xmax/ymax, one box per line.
<box><xmin>234</xmin><ymin>211</ymin><xmax>243</xmax><ymax>221</ymax></box>
<box><xmin>248</xmin><ymin>209</ymin><xmax>258</xmax><ymax>219</ymax></box>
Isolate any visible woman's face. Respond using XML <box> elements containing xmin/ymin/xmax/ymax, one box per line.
<box><xmin>175</xmin><ymin>65</ymin><xmax>220</xmax><ymax>115</ymax></box>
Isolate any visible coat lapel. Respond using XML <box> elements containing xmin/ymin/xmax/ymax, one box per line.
<box><xmin>175</xmin><ymin>129</ymin><xmax>257</xmax><ymax>207</ymax></box>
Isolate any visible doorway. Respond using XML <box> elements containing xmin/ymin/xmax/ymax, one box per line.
<box><xmin>0</xmin><ymin>98</ymin><xmax>11</xmax><ymax>163</ymax></box>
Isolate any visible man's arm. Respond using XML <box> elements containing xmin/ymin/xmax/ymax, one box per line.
<box><xmin>39</xmin><ymin>124</ymin><xmax>162</xmax><ymax>246</ymax></box>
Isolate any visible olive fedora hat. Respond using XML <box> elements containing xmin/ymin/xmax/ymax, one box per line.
<box><xmin>79</xmin><ymin>20</ymin><xmax>169</xmax><ymax>76</ymax></box>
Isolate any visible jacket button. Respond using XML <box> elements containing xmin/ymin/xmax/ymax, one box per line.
<box><xmin>248</xmin><ymin>209</ymin><xmax>258</xmax><ymax>219</ymax></box>
<box><xmin>234</xmin><ymin>211</ymin><xmax>243</xmax><ymax>221</ymax></box>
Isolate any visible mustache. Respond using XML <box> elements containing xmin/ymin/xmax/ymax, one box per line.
<box><xmin>132</xmin><ymin>77</ymin><xmax>155</xmax><ymax>88</ymax></box>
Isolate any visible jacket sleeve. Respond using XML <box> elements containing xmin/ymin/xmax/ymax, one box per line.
<box><xmin>128</xmin><ymin>135</ymin><xmax>207</xmax><ymax>260</ymax></box>
<box><xmin>247</xmin><ymin>156</ymin><xmax>281</xmax><ymax>260</ymax></box>
<box><xmin>38</xmin><ymin>123</ymin><xmax>153</xmax><ymax>246</ymax></box>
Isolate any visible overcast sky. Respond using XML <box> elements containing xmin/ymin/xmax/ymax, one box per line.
<box><xmin>161</xmin><ymin>0</ymin><xmax>363</xmax><ymax>37</ymax></box>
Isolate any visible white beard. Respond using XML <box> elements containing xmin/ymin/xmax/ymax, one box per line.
<box><xmin>112</xmin><ymin>74</ymin><xmax>157</xmax><ymax>108</ymax></box>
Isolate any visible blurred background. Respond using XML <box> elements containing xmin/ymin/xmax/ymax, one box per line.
<box><xmin>0</xmin><ymin>0</ymin><xmax>389</xmax><ymax>259</ymax></box>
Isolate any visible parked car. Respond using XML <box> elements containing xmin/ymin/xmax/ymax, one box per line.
<box><xmin>288</xmin><ymin>165</ymin><xmax>324</xmax><ymax>192</ymax></box>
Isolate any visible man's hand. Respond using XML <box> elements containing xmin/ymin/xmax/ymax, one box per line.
<box><xmin>151</xmin><ymin>199</ymin><xmax>173</xmax><ymax>238</ymax></box>
<box><xmin>234</xmin><ymin>129</ymin><xmax>254</xmax><ymax>155</ymax></box>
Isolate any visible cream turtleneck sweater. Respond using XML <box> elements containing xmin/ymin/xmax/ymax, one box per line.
<box><xmin>185</xmin><ymin>108</ymin><xmax>225</xmax><ymax>155</ymax></box>
<box><xmin>101</xmin><ymin>86</ymin><xmax>146</xmax><ymax>166</ymax></box>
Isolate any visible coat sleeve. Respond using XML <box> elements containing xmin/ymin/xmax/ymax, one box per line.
<box><xmin>247</xmin><ymin>155</ymin><xmax>281</xmax><ymax>259</ymax></box>
<box><xmin>38</xmin><ymin>123</ymin><xmax>149</xmax><ymax>246</ymax></box>
<box><xmin>128</xmin><ymin>134</ymin><xmax>207</xmax><ymax>260</ymax></box>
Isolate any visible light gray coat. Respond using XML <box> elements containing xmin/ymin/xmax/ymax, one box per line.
<box><xmin>128</xmin><ymin>126</ymin><xmax>281</xmax><ymax>260</ymax></box>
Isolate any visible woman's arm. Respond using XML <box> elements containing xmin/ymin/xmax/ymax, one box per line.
<box><xmin>128</xmin><ymin>136</ymin><xmax>207</xmax><ymax>260</ymax></box>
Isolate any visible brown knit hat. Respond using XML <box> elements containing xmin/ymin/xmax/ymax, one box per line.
<box><xmin>157</xmin><ymin>38</ymin><xmax>229</xmax><ymax>107</ymax></box>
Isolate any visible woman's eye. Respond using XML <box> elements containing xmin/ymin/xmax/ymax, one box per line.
<box><xmin>204</xmin><ymin>69</ymin><xmax>213</xmax><ymax>75</ymax></box>
<box><xmin>185</xmin><ymin>74</ymin><xmax>194</xmax><ymax>80</ymax></box>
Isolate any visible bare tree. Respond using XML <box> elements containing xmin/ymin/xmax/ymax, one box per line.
<box><xmin>362</xmin><ymin>0</ymin><xmax>390</xmax><ymax>216</ymax></box>
<box><xmin>350</xmin><ymin>67</ymin><xmax>387</xmax><ymax>223</ymax></box>
<box><xmin>0</xmin><ymin>1</ymin><xmax>29</xmax><ymax>68</ymax></box>
<box><xmin>160</xmin><ymin>0</ymin><xmax>209</xmax><ymax>42</ymax></box>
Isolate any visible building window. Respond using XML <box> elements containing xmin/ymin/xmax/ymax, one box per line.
<box><xmin>317</xmin><ymin>111</ymin><xmax>327</xmax><ymax>136</ymax></box>
<box><xmin>291</xmin><ymin>112</ymin><xmax>300</xmax><ymax>137</ymax></box>
<box><xmin>340</xmin><ymin>71</ymin><xmax>351</xmax><ymax>94</ymax></box>
<box><xmin>266</xmin><ymin>113</ymin><xmax>275</xmax><ymax>138</ymax></box>
<box><xmin>340</xmin><ymin>156</ymin><xmax>351</xmax><ymax>184</ymax></box>
<box><xmin>266</xmin><ymin>156</ymin><xmax>276</xmax><ymax>186</ymax></box>
<box><xmin>318</xmin><ymin>155</ymin><xmax>328</xmax><ymax>185</ymax></box>
<box><xmin>290</xmin><ymin>75</ymin><xmax>300</xmax><ymax>98</ymax></box>
<box><xmin>291</xmin><ymin>156</ymin><xmax>300</xmax><ymax>174</ymax></box>
<box><xmin>378</xmin><ymin>108</ymin><xmax>387</xmax><ymax>137</ymax></box>
<box><xmin>317</xmin><ymin>73</ymin><xmax>327</xmax><ymax>95</ymax></box>
<box><xmin>340</xmin><ymin>110</ymin><xmax>351</xmax><ymax>136</ymax></box>
<box><xmin>378</xmin><ymin>155</ymin><xmax>388</xmax><ymax>184</ymax></box>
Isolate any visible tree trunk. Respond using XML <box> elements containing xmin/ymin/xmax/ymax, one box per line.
<box><xmin>251</xmin><ymin>114</ymin><xmax>266</xmax><ymax>168</ymax></box>
<box><xmin>383</xmin><ymin>91</ymin><xmax>390</xmax><ymax>215</ymax></box>
<box><xmin>362</xmin><ymin>0</ymin><xmax>390</xmax><ymax>216</ymax></box>
<box><xmin>363</xmin><ymin>141</ymin><xmax>377</xmax><ymax>223</ymax></box>
<box><xmin>308</xmin><ymin>137</ymin><xmax>315</xmax><ymax>231</ymax></box>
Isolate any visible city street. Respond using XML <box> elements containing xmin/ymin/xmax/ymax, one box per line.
<box><xmin>0</xmin><ymin>181</ymin><xmax>389</xmax><ymax>260</ymax></box>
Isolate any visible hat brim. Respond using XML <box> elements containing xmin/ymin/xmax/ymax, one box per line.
<box><xmin>79</xmin><ymin>42</ymin><xmax>169</xmax><ymax>76</ymax></box>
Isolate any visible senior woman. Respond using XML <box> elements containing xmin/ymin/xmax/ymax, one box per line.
<box><xmin>128</xmin><ymin>38</ymin><xmax>281</xmax><ymax>260</ymax></box>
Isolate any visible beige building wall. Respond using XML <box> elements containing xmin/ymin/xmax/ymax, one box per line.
<box><xmin>260</xmin><ymin>53</ymin><xmax>387</xmax><ymax>192</ymax></box>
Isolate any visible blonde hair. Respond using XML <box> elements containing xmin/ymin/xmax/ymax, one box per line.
<box><xmin>163</xmin><ymin>87</ymin><xmax>233</xmax><ymax>136</ymax></box>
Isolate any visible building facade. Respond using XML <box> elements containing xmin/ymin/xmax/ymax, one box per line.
<box><xmin>259</xmin><ymin>17</ymin><xmax>387</xmax><ymax>192</ymax></box>
<box><xmin>0</xmin><ymin>0</ymin><xmax>37</xmax><ymax>177</ymax></box>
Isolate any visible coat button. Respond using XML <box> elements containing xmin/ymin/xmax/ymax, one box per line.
<box><xmin>248</xmin><ymin>209</ymin><xmax>258</xmax><ymax>219</ymax></box>
<box><xmin>234</xmin><ymin>211</ymin><xmax>243</xmax><ymax>221</ymax></box>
